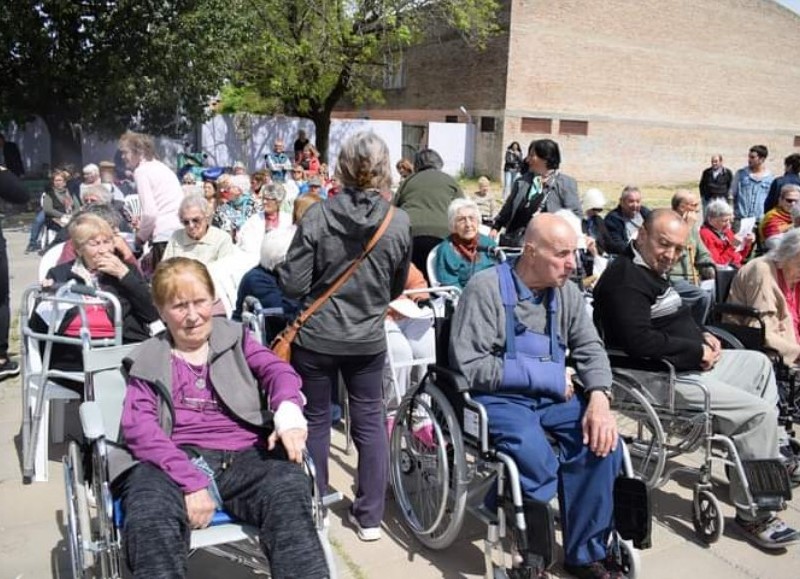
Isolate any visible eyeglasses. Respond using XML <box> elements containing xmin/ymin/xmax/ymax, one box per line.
<box><xmin>263</xmin><ymin>196</ymin><xmax>280</xmax><ymax>202</ymax></box>
<box><xmin>783</xmin><ymin>198</ymin><xmax>800</xmax><ymax>204</ymax></box>
<box><xmin>181</xmin><ymin>217</ymin><xmax>205</xmax><ymax>226</ymax></box>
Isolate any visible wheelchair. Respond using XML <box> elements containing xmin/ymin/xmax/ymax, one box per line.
<box><xmin>390</xmin><ymin>366</ymin><xmax>651</xmax><ymax>578</ymax></box>
<box><xmin>62</xmin><ymin>334</ymin><xmax>338</xmax><ymax>578</ymax></box>
<box><xmin>607</xmin><ymin>351</ymin><xmax>794</xmax><ymax>545</ymax></box>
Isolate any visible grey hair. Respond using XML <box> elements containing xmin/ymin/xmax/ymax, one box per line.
<box><xmin>179</xmin><ymin>193</ymin><xmax>209</xmax><ymax>216</ymax></box>
<box><xmin>335</xmin><ymin>131</ymin><xmax>392</xmax><ymax>192</ymax></box>
<box><xmin>704</xmin><ymin>199</ymin><xmax>733</xmax><ymax>220</ymax></box>
<box><xmin>259</xmin><ymin>227</ymin><xmax>296</xmax><ymax>271</ymax></box>
<box><xmin>780</xmin><ymin>183</ymin><xmax>800</xmax><ymax>198</ymax></box>
<box><xmin>81</xmin><ymin>184</ymin><xmax>112</xmax><ymax>204</ymax></box>
<box><xmin>260</xmin><ymin>182</ymin><xmax>286</xmax><ymax>202</ymax></box>
<box><xmin>229</xmin><ymin>174</ymin><xmax>251</xmax><ymax>194</ymax></box>
<box><xmin>83</xmin><ymin>163</ymin><xmax>100</xmax><ymax>176</ymax></box>
<box><xmin>767</xmin><ymin>228</ymin><xmax>800</xmax><ymax>264</ymax></box>
<box><xmin>447</xmin><ymin>197</ymin><xmax>480</xmax><ymax>232</ymax></box>
<box><xmin>620</xmin><ymin>185</ymin><xmax>641</xmax><ymax>200</ymax></box>
<box><xmin>414</xmin><ymin>148</ymin><xmax>444</xmax><ymax>172</ymax></box>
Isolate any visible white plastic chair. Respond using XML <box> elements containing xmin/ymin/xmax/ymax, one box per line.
<box><xmin>123</xmin><ymin>194</ymin><xmax>142</xmax><ymax>219</ymax></box>
<box><xmin>38</xmin><ymin>242</ymin><xmax>65</xmax><ymax>283</ymax></box>
<box><xmin>425</xmin><ymin>245</ymin><xmax>441</xmax><ymax>287</ymax></box>
<box><xmin>206</xmin><ymin>249</ymin><xmax>259</xmax><ymax>317</ymax></box>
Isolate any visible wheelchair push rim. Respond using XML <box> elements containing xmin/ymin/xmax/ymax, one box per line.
<box><xmin>64</xmin><ymin>440</ymin><xmax>95</xmax><ymax>577</ymax></box>
<box><xmin>390</xmin><ymin>382</ymin><xmax>468</xmax><ymax>550</ymax></box>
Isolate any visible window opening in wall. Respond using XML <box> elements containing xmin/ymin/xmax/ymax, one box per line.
<box><xmin>794</xmin><ymin>135</ymin><xmax>800</xmax><ymax>147</ymax></box>
<box><xmin>480</xmin><ymin>117</ymin><xmax>496</xmax><ymax>133</ymax></box>
<box><xmin>521</xmin><ymin>117</ymin><xmax>552</xmax><ymax>133</ymax></box>
<box><xmin>559</xmin><ymin>120</ymin><xmax>589</xmax><ymax>136</ymax></box>
<box><xmin>445</xmin><ymin>115</ymin><xmax>458</xmax><ymax>123</ymax></box>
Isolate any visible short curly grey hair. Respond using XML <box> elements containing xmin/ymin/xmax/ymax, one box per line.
<box><xmin>704</xmin><ymin>199</ymin><xmax>733</xmax><ymax>221</ymax></box>
<box><xmin>447</xmin><ymin>198</ymin><xmax>480</xmax><ymax>232</ymax></box>
<box><xmin>767</xmin><ymin>227</ymin><xmax>800</xmax><ymax>264</ymax></box>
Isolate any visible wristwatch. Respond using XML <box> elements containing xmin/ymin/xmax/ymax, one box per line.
<box><xmin>592</xmin><ymin>387</ymin><xmax>613</xmax><ymax>403</ymax></box>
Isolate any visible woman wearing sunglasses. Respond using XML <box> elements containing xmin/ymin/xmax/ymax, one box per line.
<box><xmin>163</xmin><ymin>194</ymin><xmax>236</xmax><ymax>265</ymax></box>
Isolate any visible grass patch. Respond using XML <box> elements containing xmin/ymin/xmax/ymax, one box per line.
<box><xmin>329</xmin><ymin>536</ymin><xmax>369</xmax><ymax>579</ymax></box>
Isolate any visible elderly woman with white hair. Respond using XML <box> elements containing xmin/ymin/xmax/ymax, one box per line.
<box><xmin>237</xmin><ymin>182</ymin><xmax>293</xmax><ymax>255</ymax></box>
<box><xmin>432</xmin><ymin>197</ymin><xmax>497</xmax><ymax>289</ymax></box>
<box><xmin>233</xmin><ymin>227</ymin><xmax>300</xmax><ymax>322</ymax></box>
<box><xmin>700</xmin><ymin>199</ymin><xmax>755</xmax><ymax>268</ymax></box>
<box><xmin>727</xmin><ymin>228</ymin><xmax>800</xmax><ymax>366</ymax></box>
<box><xmin>163</xmin><ymin>194</ymin><xmax>235</xmax><ymax>264</ymax></box>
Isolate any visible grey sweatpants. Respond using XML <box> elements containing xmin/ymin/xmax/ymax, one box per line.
<box><xmin>676</xmin><ymin>350</ymin><xmax>781</xmax><ymax>515</ymax></box>
<box><xmin>119</xmin><ymin>446</ymin><xmax>328</xmax><ymax>579</ymax></box>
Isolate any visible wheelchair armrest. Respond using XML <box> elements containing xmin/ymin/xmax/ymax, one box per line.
<box><xmin>427</xmin><ymin>365</ymin><xmax>471</xmax><ymax>393</ymax></box>
<box><xmin>606</xmin><ymin>350</ymin><xmax>676</xmax><ymax>375</ymax></box>
<box><xmin>712</xmin><ymin>302</ymin><xmax>764</xmax><ymax>320</ymax></box>
<box><xmin>79</xmin><ymin>401</ymin><xmax>105</xmax><ymax>441</ymax></box>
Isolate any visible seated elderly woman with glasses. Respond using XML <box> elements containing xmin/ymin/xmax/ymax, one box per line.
<box><xmin>700</xmin><ymin>199</ymin><xmax>755</xmax><ymax>268</ymax></box>
<box><xmin>118</xmin><ymin>257</ymin><xmax>328</xmax><ymax>578</ymax></box>
<box><xmin>760</xmin><ymin>184</ymin><xmax>800</xmax><ymax>251</ymax></box>
<box><xmin>238</xmin><ymin>183</ymin><xmax>293</xmax><ymax>256</ymax></box>
<box><xmin>163</xmin><ymin>194</ymin><xmax>236</xmax><ymax>265</ymax></box>
<box><xmin>432</xmin><ymin>198</ymin><xmax>497</xmax><ymax>289</ymax></box>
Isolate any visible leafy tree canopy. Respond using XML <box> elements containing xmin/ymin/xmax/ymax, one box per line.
<box><xmin>226</xmin><ymin>0</ymin><xmax>501</xmax><ymax>160</ymax></box>
<box><xmin>0</xmin><ymin>0</ymin><xmax>255</xmax><ymax>164</ymax></box>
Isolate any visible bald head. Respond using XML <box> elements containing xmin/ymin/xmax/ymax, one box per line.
<box><xmin>671</xmin><ymin>189</ymin><xmax>699</xmax><ymax>215</ymax></box>
<box><xmin>517</xmin><ymin>213</ymin><xmax>577</xmax><ymax>290</ymax></box>
<box><xmin>637</xmin><ymin>209</ymin><xmax>689</xmax><ymax>275</ymax></box>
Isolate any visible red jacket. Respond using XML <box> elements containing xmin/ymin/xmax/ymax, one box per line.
<box><xmin>699</xmin><ymin>223</ymin><xmax>752</xmax><ymax>268</ymax></box>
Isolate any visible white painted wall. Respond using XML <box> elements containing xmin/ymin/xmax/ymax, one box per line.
<box><xmin>427</xmin><ymin>122</ymin><xmax>471</xmax><ymax>177</ymax></box>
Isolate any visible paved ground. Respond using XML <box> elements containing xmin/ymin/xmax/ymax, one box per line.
<box><xmin>1</xmin><ymin>220</ymin><xmax>800</xmax><ymax>578</ymax></box>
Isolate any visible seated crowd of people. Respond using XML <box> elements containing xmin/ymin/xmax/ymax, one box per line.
<box><xmin>25</xmin><ymin>132</ymin><xmax>800</xmax><ymax>579</ymax></box>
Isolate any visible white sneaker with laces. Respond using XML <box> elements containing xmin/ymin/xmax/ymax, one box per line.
<box><xmin>347</xmin><ymin>511</ymin><xmax>381</xmax><ymax>542</ymax></box>
<box><xmin>735</xmin><ymin>515</ymin><xmax>800</xmax><ymax>550</ymax></box>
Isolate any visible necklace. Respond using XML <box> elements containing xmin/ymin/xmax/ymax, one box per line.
<box><xmin>173</xmin><ymin>350</ymin><xmax>208</xmax><ymax>390</ymax></box>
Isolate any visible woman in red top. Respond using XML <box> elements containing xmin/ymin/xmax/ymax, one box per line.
<box><xmin>699</xmin><ymin>199</ymin><xmax>754</xmax><ymax>268</ymax></box>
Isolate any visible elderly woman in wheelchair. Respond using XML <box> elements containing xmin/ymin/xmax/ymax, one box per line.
<box><xmin>391</xmin><ymin>215</ymin><xmax>647</xmax><ymax>579</ymax></box>
<box><xmin>116</xmin><ymin>257</ymin><xmax>328</xmax><ymax>578</ymax></box>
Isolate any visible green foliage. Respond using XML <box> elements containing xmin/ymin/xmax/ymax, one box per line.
<box><xmin>0</xmin><ymin>0</ymin><xmax>255</xmax><ymax>138</ymax></box>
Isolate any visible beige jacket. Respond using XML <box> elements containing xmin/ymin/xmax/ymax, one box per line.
<box><xmin>726</xmin><ymin>257</ymin><xmax>800</xmax><ymax>365</ymax></box>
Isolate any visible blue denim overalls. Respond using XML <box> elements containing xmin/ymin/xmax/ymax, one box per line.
<box><xmin>473</xmin><ymin>262</ymin><xmax>621</xmax><ymax>565</ymax></box>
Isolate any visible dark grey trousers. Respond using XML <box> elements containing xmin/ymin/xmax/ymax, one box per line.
<box><xmin>119</xmin><ymin>446</ymin><xmax>328</xmax><ymax>579</ymax></box>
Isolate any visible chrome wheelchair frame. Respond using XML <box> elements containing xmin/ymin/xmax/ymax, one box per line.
<box><xmin>389</xmin><ymin>366</ymin><xmax>650</xmax><ymax>579</ymax></box>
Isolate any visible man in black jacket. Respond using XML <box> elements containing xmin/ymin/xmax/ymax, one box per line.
<box><xmin>0</xmin><ymin>166</ymin><xmax>30</xmax><ymax>378</ymax></box>
<box><xmin>603</xmin><ymin>185</ymin><xmax>651</xmax><ymax>255</ymax></box>
<box><xmin>699</xmin><ymin>154</ymin><xmax>733</xmax><ymax>209</ymax></box>
<box><xmin>594</xmin><ymin>208</ymin><xmax>799</xmax><ymax>551</ymax></box>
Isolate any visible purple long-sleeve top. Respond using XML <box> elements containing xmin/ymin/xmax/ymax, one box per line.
<box><xmin>121</xmin><ymin>330</ymin><xmax>304</xmax><ymax>493</ymax></box>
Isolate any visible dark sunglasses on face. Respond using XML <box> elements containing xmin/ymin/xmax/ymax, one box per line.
<box><xmin>181</xmin><ymin>217</ymin><xmax>204</xmax><ymax>226</ymax></box>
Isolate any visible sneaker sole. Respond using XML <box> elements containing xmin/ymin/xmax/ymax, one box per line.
<box><xmin>347</xmin><ymin>512</ymin><xmax>381</xmax><ymax>542</ymax></box>
<box><xmin>735</xmin><ymin>522</ymin><xmax>800</xmax><ymax>551</ymax></box>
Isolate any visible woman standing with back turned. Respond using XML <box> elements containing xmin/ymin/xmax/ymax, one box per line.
<box><xmin>279</xmin><ymin>132</ymin><xmax>411</xmax><ymax>541</ymax></box>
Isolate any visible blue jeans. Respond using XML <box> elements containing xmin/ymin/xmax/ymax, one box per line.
<box><xmin>503</xmin><ymin>170</ymin><xmax>519</xmax><ymax>201</ymax></box>
<box><xmin>28</xmin><ymin>210</ymin><xmax>45</xmax><ymax>246</ymax></box>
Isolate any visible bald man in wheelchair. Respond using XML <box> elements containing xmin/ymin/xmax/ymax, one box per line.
<box><xmin>450</xmin><ymin>213</ymin><xmax>624</xmax><ymax>579</ymax></box>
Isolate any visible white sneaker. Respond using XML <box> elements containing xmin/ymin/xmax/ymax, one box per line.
<box><xmin>735</xmin><ymin>515</ymin><xmax>800</xmax><ymax>550</ymax></box>
<box><xmin>347</xmin><ymin>511</ymin><xmax>381</xmax><ymax>541</ymax></box>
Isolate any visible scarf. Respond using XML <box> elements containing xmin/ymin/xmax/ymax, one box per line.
<box><xmin>451</xmin><ymin>234</ymin><xmax>479</xmax><ymax>263</ymax></box>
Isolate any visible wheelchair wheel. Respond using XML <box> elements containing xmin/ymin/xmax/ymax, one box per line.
<box><xmin>615</xmin><ymin>539</ymin><xmax>640</xmax><ymax>579</ymax></box>
<box><xmin>692</xmin><ymin>488</ymin><xmax>723</xmax><ymax>544</ymax></box>
<box><xmin>610</xmin><ymin>374</ymin><xmax>667</xmax><ymax>488</ymax></box>
<box><xmin>64</xmin><ymin>441</ymin><xmax>94</xmax><ymax>577</ymax></box>
<box><xmin>390</xmin><ymin>383</ymin><xmax>467</xmax><ymax>550</ymax></box>
<box><xmin>90</xmin><ymin>440</ymin><xmax>122</xmax><ymax>578</ymax></box>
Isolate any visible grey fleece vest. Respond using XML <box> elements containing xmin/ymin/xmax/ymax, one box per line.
<box><xmin>123</xmin><ymin>317</ymin><xmax>274</xmax><ymax>435</ymax></box>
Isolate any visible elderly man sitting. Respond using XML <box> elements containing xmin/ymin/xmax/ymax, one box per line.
<box><xmin>450</xmin><ymin>213</ymin><xmax>625</xmax><ymax>578</ymax></box>
<box><xmin>604</xmin><ymin>185</ymin><xmax>651</xmax><ymax>255</ymax></box>
<box><xmin>593</xmin><ymin>208</ymin><xmax>799</xmax><ymax>550</ymax></box>
<box><xmin>163</xmin><ymin>194</ymin><xmax>236</xmax><ymax>265</ymax></box>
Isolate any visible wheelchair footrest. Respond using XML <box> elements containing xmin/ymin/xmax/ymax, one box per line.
<box><xmin>614</xmin><ymin>477</ymin><xmax>652</xmax><ymax>550</ymax></box>
<box><xmin>519</xmin><ymin>499</ymin><xmax>556</xmax><ymax>571</ymax></box>
<box><xmin>742</xmin><ymin>459</ymin><xmax>792</xmax><ymax>502</ymax></box>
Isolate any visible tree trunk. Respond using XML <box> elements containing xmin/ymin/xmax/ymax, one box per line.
<box><xmin>44</xmin><ymin>115</ymin><xmax>83</xmax><ymax>170</ymax></box>
<box><xmin>311</xmin><ymin>113</ymin><xmax>332</xmax><ymax>164</ymax></box>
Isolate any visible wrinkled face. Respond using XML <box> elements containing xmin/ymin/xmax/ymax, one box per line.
<box><xmin>711</xmin><ymin>156</ymin><xmax>722</xmax><ymax>170</ymax></box>
<box><xmin>291</xmin><ymin>167</ymin><xmax>304</xmax><ymax>181</ymax></box>
<box><xmin>52</xmin><ymin>175</ymin><xmax>66</xmax><ymax>189</ymax></box>
<box><xmin>636</xmin><ymin>218</ymin><xmax>689</xmax><ymax>276</ymax></box>
<box><xmin>273</xmin><ymin>141</ymin><xmax>284</xmax><ymax>154</ymax></box>
<box><xmin>262</xmin><ymin>192</ymin><xmax>281</xmax><ymax>216</ymax></box>
<box><xmin>119</xmin><ymin>145</ymin><xmax>142</xmax><ymax>170</ymax></box>
<box><xmin>158</xmin><ymin>273</ymin><xmax>214</xmax><ymax>351</ymax></box>
<box><xmin>227</xmin><ymin>185</ymin><xmax>242</xmax><ymax>201</ymax></box>
<box><xmin>620</xmin><ymin>191</ymin><xmax>642</xmax><ymax>219</ymax></box>
<box><xmin>478</xmin><ymin>182</ymin><xmax>490</xmax><ymax>195</ymax></box>
<box><xmin>83</xmin><ymin>171</ymin><xmax>99</xmax><ymax>184</ymax></box>
<box><xmin>781</xmin><ymin>255</ymin><xmax>800</xmax><ymax>286</ymax></box>
<box><xmin>747</xmin><ymin>150</ymin><xmax>764</xmax><ymax>171</ymax></box>
<box><xmin>676</xmin><ymin>196</ymin><xmax>699</xmax><ymax>218</ymax></box>
<box><xmin>453</xmin><ymin>208</ymin><xmax>479</xmax><ymax>241</ymax></box>
<box><xmin>83</xmin><ymin>192</ymin><xmax>102</xmax><ymax>205</ymax></box>
<box><xmin>779</xmin><ymin>190</ymin><xmax>800</xmax><ymax>213</ymax></box>
<box><xmin>525</xmin><ymin>226</ymin><xmax>577</xmax><ymax>287</ymax></box>
<box><xmin>77</xmin><ymin>234</ymin><xmax>114</xmax><ymax>271</ymax></box>
<box><xmin>708</xmin><ymin>213</ymin><xmax>732</xmax><ymax>232</ymax></box>
<box><xmin>180</xmin><ymin>206</ymin><xmax>209</xmax><ymax>240</ymax></box>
